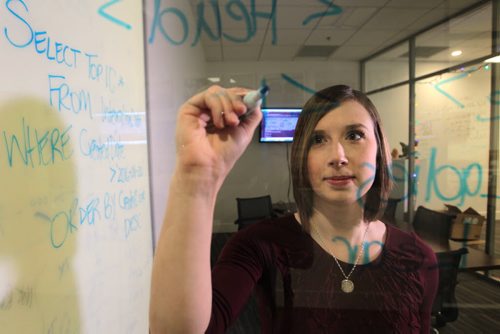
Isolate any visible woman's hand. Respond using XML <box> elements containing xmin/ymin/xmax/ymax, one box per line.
<box><xmin>175</xmin><ymin>85</ymin><xmax>262</xmax><ymax>183</ymax></box>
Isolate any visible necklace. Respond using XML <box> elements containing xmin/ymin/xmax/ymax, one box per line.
<box><xmin>311</xmin><ymin>221</ymin><xmax>370</xmax><ymax>293</ymax></box>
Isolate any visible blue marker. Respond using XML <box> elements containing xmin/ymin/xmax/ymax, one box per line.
<box><xmin>240</xmin><ymin>85</ymin><xmax>269</xmax><ymax>120</ymax></box>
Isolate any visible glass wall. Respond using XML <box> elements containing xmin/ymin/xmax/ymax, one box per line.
<box><xmin>369</xmin><ymin>86</ymin><xmax>409</xmax><ymax>222</ymax></box>
<box><xmin>415</xmin><ymin>2</ymin><xmax>492</xmax><ymax>78</ymax></box>
<box><xmin>365</xmin><ymin>42</ymin><xmax>409</xmax><ymax>92</ymax></box>
<box><xmin>363</xmin><ymin>1</ymin><xmax>499</xmax><ymax>284</ymax></box>
<box><xmin>415</xmin><ymin>63</ymin><xmax>491</xmax><ymax>231</ymax></box>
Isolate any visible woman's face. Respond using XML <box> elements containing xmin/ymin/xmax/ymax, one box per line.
<box><xmin>307</xmin><ymin>100</ymin><xmax>378</xmax><ymax>208</ymax></box>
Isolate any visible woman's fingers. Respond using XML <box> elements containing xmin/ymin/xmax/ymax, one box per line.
<box><xmin>202</xmin><ymin>86</ymin><xmax>248</xmax><ymax>129</ymax></box>
<box><xmin>205</xmin><ymin>89</ymin><xmax>229</xmax><ymax>128</ymax></box>
<box><xmin>183</xmin><ymin>85</ymin><xmax>258</xmax><ymax>132</ymax></box>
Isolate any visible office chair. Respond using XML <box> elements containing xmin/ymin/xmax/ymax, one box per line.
<box><xmin>432</xmin><ymin>247</ymin><xmax>469</xmax><ymax>330</ymax></box>
<box><xmin>235</xmin><ymin>195</ymin><xmax>273</xmax><ymax>230</ymax></box>
<box><xmin>413</xmin><ymin>206</ymin><xmax>455</xmax><ymax>244</ymax></box>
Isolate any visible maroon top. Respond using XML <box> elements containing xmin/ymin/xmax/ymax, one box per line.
<box><xmin>208</xmin><ymin>215</ymin><xmax>438</xmax><ymax>333</ymax></box>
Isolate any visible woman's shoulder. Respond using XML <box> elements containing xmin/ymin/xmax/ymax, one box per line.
<box><xmin>238</xmin><ymin>214</ymin><xmax>304</xmax><ymax>238</ymax></box>
<box><xmin>385</xmin><ymin>223</ymin><xmax>432</xmax><ymax>250</ymax></box>
<box><xmin>383</xmin><ymin>223</ymin><xmax>437</xmax><ymax>268</ymax></box>
<box><xmin>226</xmin><ymin>214</ymin><xmax>313</xmax><ymax>264</ymax></box>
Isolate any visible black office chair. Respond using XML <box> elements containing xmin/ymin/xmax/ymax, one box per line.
<box><xmin>235</xmin><ymin>195</ymin><xmax>273</xmax><ymax>230</ymax></box>
<box><xmin>413</xmin><ymin>206</ymin><xmax>455</xmax><ymax>244</ymax></box>
<box><xmin>432</xmin><ymin>247</ymin><xmax>469</xmax><ymax>330</ymax></box>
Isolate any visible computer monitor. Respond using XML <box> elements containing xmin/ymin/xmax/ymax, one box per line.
<box><xmin>259</xmin><ymin>108</ymin><xmax>301</xmax><ymax>143</ymax></box>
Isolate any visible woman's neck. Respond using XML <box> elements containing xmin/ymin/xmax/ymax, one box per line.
<box><xmin>309</xmin><ymin>206</ymin><xmax>367</xmax><ymax>246</ymax></box>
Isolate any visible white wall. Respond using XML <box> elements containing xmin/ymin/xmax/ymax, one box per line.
<box><xmin>145</xmin><ymin>0</ymin><xmax>207</xmax><ymax>243</ymax></box>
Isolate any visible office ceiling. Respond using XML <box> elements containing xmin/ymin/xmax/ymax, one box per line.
<box><xmin>190</xmin><ymin>0</ymin><xmax>492</xmax><ymax>63</ymax></box>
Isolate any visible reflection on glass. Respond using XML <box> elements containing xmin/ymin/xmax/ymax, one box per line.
<box><xmin>369</xmin><ymin>85</ymin><xmax>409</xmax><ymax>221</ymax></box>
<box><xmin>415</xmin><ymin>63</ymin><xmax>491</xmax><ymax>247</ymax></box>
<box><xmin>365</xmin><ymin>42</ymin><xmax>409</xmax><ymax>92</ymax></box>
<box><xmin>415</xmin><ymin>2</ymin><xmax>492</xmax><ymax>78</ymax></box>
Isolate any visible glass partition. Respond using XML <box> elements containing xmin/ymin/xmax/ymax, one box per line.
<box><xmin>369</xmin><ymin>85</ymin><xmax>409</xmax><ymax>221</ymax></box>
<box><xmin>415</xmin><ymin>2</ymin><xmax>492</xmax><ymax>78</ymax></box>
<box><xmin>414</xmin><ymin>63</ymin><xmax>491</xmax><ymax>244</ymax></box>
<box><xmin>365</xmin><ymin>42</ymin><xmax>409</xmax><ymax>92</ymax></box>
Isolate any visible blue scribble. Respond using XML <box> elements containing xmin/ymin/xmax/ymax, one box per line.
<box><xmin>480</xmin><ymin>193</ymin><xmax>500</xmax><ymax>199</ymax></box>
<box><xmin>425</xmin><ymin>147</ymin><xmax>482</xmax><ymax>206</ymax></box>
<box><xmin>79</xmin><ymin>197</ymin><xmax>101</xmax><ymax>225</ymax></box>
<box><xmin>191</xmin><ymin>0</ymin><xmax>222</xmax><ymax>46</ymax></box>
<box><xmin>476</xmin><ymin>90</ymin><xmax>500</xmax><ymax>121</ymax></box>
<box><xmin>281</xmin><ymin>73</ymin><xmax>317</xmax><ymax>95</ymax></box>
<box><xmin>148</xmin><ymin>1</ymin><xmax>188</xmax><ymax>45</ymax></box>
<box><xmin>476</xmin><ymin>114</ymin><xmax>500</xmax><ymax>122</ymax></box>
<box><xmin>221</xmin><ymin>1</ymin><xmax>251</xmax><ymax>44</ymax></box>
<box><xmin>98</xmin><ymin>0</ymin><xmax>132</xmax><ymax>30</ymax></box>
<box><xmin>36</xmin><ymin>199</ymin><xmax>78</xmax><ymax>249</ymax></box>
<box><xmin>433</xmin><ymin>69</ymin><xmax>475</xmax><ymax>108</ymax></box>
<box><xmin>302</xmin><ymin>0</ymin><xmax>343</xmax><ymax>26</ymax></box>
<box><xmin>331</xmin><ymin>236</ymin><xmax>358</xmax><ymax>262</ymax></box>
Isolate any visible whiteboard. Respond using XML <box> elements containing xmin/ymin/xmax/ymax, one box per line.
<box><xmin>0</xmin><ymin>1</ymin><xmax>153</xmax><ymax>333</ymax></box>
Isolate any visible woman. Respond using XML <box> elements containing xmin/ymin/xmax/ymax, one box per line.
<box><xmin>150</xmin><ymin>85</ymin><xmax>438</xmax><ymax>333</ymax></box>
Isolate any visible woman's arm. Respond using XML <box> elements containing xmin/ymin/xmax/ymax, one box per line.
<box><xmin>149</xmin><ymin>86</ymin><xmax>262</xmax><ymax>333</ymax></box>
<box><xmin>419</xmin><ymin>247</ymin><xmax>439</xmax><ymax>333</ymax></box>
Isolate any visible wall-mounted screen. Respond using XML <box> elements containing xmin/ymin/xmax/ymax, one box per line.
<box><xmin>259</xmin><ymin>108</ymin><xmax>302</xmax><ymax>143</ymax></box>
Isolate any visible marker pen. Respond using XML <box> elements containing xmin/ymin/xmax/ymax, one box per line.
<box><xmin>240</xmin><ymin>84</ymin><xmax>269</xmax><ymax>120</ymax></box>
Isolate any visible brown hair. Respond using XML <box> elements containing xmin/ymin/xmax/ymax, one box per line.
<box><xmin>290</xmin><ymin>85</ymin><xmax>392</xmax><ymax>232</ymax></box>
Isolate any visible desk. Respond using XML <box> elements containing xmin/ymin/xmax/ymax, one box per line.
<box><xmin>393</xmin><ymin>221</ymin><xmax>500</xmax><ymax>272</ymax></box>
<box><xmin>423</xmin><ymin>239</ymin><xmax>500</xmax><ymax>272</ymax></box>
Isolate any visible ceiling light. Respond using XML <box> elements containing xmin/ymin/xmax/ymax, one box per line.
<box><xmin>229</xmin><ymin>78</ymin><xmax>236</xmax><ymax>84</ymax></box>
<box><xmin>207</xmin><ymin>77</ymin><xmax>220</xmax><ymax>83</ymax></box>
<box><xmin>451</xmin><ymin>50</ymin><xmax>462</xmax><ymax>57</ymax></box>
<box><xmin>484</xmin><ymin>55</ymin><xmax>500</xmax><ymax>63</ymax></box>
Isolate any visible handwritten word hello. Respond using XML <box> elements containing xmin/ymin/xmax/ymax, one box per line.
<box><xmin>149</xmin><ymin>0</ymin><xmax>278</xmax><ymax>46</ymax></box>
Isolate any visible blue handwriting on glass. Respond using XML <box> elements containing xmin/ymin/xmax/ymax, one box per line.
<box><xmin>79</xmin><ymin>129</ymin><xmax>125</xmax><ymax>161</ymax></box>
<box><xmin>98</xmin><ymin>0</ymin><xmax>132</xmax><ymax>30</ymax></box>
<box><xmin>149</xmin><ymin>0</ymin><xmax>277</xmax><ymax>46</ymax></box>
<box><xmin>48</xmin><ymin>75</ymin><xmax>93</xmax><ymax>117</ymax></box>
<box><xmin>4</xmin><ymin>0</ymin><xmax>82</xmax><ymax>68</ymax></box>
<box><xmin>1</xmin><ymin>118</ymin><xmax>73</xmax><ymax>168</ymax></box>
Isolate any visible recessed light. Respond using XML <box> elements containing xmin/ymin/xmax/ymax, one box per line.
<box><xmin>451</xmin><ymin>50</ymin><xmax>462</xmax><ymax>57</ymax></box>
<box><xmin>484</xmin><ymin>55</ymin><xmax>500</xmax><ymax>63</ymax></box>
<box><xmin>207</xmin><ymin>77</ymin><xmax>221</xmax><ymax>83</ymax></box>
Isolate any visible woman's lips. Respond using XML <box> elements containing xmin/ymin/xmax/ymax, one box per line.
<box><xmin>324</xmin><ymin>176</ymin><xmax>354</xmax><ymax>186</ymax></box>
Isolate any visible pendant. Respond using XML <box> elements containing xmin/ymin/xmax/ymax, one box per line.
<box><xmin>341</xmin><ymin>279</ymin><xmax>354</xmax><ymax>293</ymax></box>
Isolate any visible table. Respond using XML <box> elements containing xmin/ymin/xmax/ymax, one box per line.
<box><xmin>391</xmin><ymin>221</ymin><xmax>500</xmax><ymax>272</ymax></box>
<box><xmin>422</xmin><ymin>238</ymin><xmax>500</xmax><ymax>272</ymax></box>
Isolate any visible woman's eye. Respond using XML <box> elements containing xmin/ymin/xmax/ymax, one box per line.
<box><xmin>311</xmin><ymin>134</ymin><xmax>326</xmax><ymax>145</ymax></box>
<box><xmin>346</xmin><ymin>131</ymin><xmax>365</xmax><ymax>141</ymax></box>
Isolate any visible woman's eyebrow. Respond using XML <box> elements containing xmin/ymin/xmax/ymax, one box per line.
<box><xmin>311</xmin><ymin>129</ymin><xmax>327</xmax><ymax>135</ymax></box>
<box><xmin>345</xmin><ymin>123</ymin><xmax>369</xmax><ymax>131</ymax></box>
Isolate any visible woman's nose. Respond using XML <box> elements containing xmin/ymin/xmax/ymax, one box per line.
<box><xmin>327</xmin><ymin>142</ymin><xmax>348</xmax><ymax>167</ymax></box>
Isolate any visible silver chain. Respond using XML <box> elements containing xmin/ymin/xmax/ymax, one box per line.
<box><xmin>311</xmin><ymin>221</ymin><xmax>370</xmax><ymax>280</ymax></box>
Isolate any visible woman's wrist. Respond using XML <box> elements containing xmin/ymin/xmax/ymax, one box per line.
<box><xmin>171</xmin><ymin>165</ymin><xmax>224</xmax><ymax>197</ymax></box>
